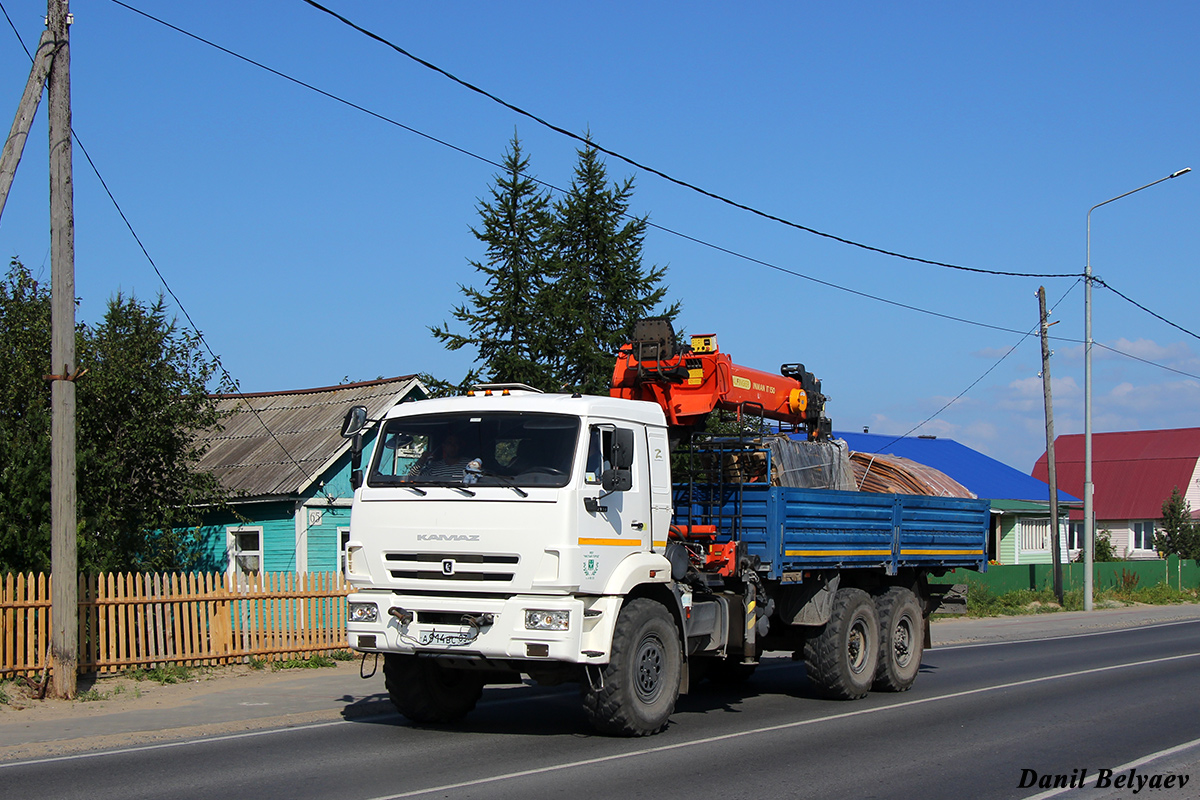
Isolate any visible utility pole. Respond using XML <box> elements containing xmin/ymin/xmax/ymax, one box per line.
<box><xmin>47</xmin><ymin>0</ymin><xmax>77</xmax><ymax>699</ymax></box>
<box><xmin>1037</xmin><ymin>287</ymin><xmax>1063</xmax><ymax>605</ymax></box>
<box><xmin>0</xmin><ymin>30</ymin><xmax>54</xmax><ymax>221</ymax></box>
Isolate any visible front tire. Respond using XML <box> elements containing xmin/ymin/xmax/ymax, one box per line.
<box><xmin>873</xmin><ymin>587</ymin><xmax>923</xmax><ymax>692</ymax></box>
<box><xmin>582</xmin><ymin>598</ymin><xmax>682</xmax><ymax>736</ymax></box>
<box><xmin>802</xmin><ymin>588</ymin><xmax>880</xmax><ymax>700</ymax></box>
<box><xmin>383</xmin><ymin>654</ymin><xmax>484</xmax><ymax>724</ymax></box>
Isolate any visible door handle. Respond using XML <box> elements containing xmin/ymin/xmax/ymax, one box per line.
<box><xmin>631</xmin><ymin>521</ymin><xmax>645</xmax><ymax>531</ymax></box>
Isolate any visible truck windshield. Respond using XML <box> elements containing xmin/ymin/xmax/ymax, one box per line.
<box><xmin>369</xmin><ymin>412</ymin><xmax>580</xmax><ymax>489</ymax></box>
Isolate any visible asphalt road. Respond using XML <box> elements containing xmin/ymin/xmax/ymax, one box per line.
<box><xmin>3</xmin><ymin>614</ymin><xmax>1198</xmax><ymax>800</ymax></box>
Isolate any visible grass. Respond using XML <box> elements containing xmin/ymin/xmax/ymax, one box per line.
<box><xmin>123</xmin><ymin>663</ymin><xmax>193</xmax><ymax>684</ymax></box>
<box><xmin>964</xmin><ymin>582</ymin><xmax>1200</xmax><ymax>617</ymax></box>
<box><xmin>271</xmin><ymin>653</ymin><xmax>337</xmax><ymax>671</ymax></box>
<box><xmin>329</xmin><ymin>649</ymin><xmax>355</xmax><ymax>662</ymax></box>
<box><xmin>0</xmin><ymin>680</ymin><xmax>10</xmax><ymax>705</ymax></box>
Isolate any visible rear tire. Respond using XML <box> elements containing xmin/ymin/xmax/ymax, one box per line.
<box><xmin>582</xmin><ymin>598</ymin><xmax>682</xmax><ymax>736</ymax></box>
<box><xmin>802</xmin><ymin>588</ymin><xmax>879</xmax><ymax>700</ymax></box>
<box><xmin>383</xmin><ymin>654</ymin><xmax>484</xmax><ymax>724</ymax></box>
<box><xmin>873</xmin><ymin>587</ymin><xmax>923</xmax><ymax>692</ymax></box>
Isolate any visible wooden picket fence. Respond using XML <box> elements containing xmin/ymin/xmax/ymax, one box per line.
<box><xmin>0</xmin><ymin>571</ymin><xmax>350</xmax><ymax>678</ymax></box>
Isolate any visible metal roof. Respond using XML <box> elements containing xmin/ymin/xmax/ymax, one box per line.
<box><xmin>196</xmin><ymin>375</ymin><xmax>424</xmax><ymax>499</ymax></box>
<box><xmin>831</xmin><ymin>431</ymin><xmax>1079</xmax><ymax>504</ymax></box>
<box><xmin>1032</xmin><ymin>428</ymin><xmax>1200</xmax><ymax>520</ymax></box>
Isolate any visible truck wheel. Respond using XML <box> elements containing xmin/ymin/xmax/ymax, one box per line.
<box><xmin>383</xmin><ymin>654</ymin><xmax>484</xmax><ymax>724</ymax></box>
<box><xmin>873</xmin><ymin>587</ymin><xmax>923</xmax><ymax>692</ymax></box>
<box><xmin>582</xmin><ymin>598</ymin><xmax>682</xmax><ymax>736</ymax></box>
<box><xmin>802</xmin><ymin>588</ymin><xmax>879</xmax><ymax>700</ymax></box>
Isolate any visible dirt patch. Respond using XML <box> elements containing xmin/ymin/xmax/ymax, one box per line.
<box><xmin>0</xmin><ymin>659</ymin><xmax>367</xmax><ymax>724</ymax></box>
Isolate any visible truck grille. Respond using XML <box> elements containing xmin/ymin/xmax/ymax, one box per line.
<box><xmin>384</xmin><ymin>552</ymin><xmax>519</xmax><ymax>583</ymax></box>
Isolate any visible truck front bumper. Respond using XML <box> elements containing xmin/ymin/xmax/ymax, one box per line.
<box><xmin>346</xmin><ymin>591</ymin><xmax>621</xmax><ymax>665</ymax></box>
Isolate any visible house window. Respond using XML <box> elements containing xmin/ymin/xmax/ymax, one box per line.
<box><xmin>1131</xmin><ymin>521</ymin><xmax>1155</xmax><ymax>551</ymax></box>
<box><xmin>339</xmin><ymin>527</ymin><xmax>351</xmax><ymax>573</ymax></box>
<box><xmin>228</xmin><ymin>526</ymin><xmax>264</xmax><ymax>578</ymax></box>
<box><xmin>1068</xmin><ymin>522</ymin><xmax>1083</xmax><ymax>550</ymax></box>
<box><xmin>1019</xmin><ymin>518</ymin><xmax>1050</xmax><ymax>552</ymax></box>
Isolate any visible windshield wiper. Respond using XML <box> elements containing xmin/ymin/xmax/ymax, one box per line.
<box><xmin>482</xmin><ymin>471</ymin><xmax>529</xmax><ymax>498</ymax></box>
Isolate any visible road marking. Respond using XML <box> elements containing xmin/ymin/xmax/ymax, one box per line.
<box><xmin>3</xmin><ymin>641</ymin><xmax>1195</xmax><ymax>778</ymax></box>
<box><xmin>0</xmin><ymin>719</ymin><xmax>355</xmax><ymax>770</ymax></box>
<box><xmin>364</xmin><ymin>650</ymin><xmax>1200</xmax><ymax>800</ymax></box>
<box><xmin>1022</xmin><ymin>735</ymin><xmax>1200</xmax><ymax>800</ymax></box>
<box><xmin>932</xmin><ymin>617</ymin><xmax>1200</xmax><ymax>651</ymax></box>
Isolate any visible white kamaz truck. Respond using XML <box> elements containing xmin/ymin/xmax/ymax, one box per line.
<box><xmin>340</xmin><ymin>325</ymin><xmax>988</xmax><ymax>736</ymax></box>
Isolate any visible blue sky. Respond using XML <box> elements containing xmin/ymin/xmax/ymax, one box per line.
<box><xmin>0</xmin><ymin>1</ymin><xmax>1196</xmax><ymax>473</ymax></box>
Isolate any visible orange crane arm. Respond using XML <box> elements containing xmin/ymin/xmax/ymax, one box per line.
<box><xmin>609</xmin><ymin>322</ymin><xmax>831</xmax><ymax>438</ymax></box>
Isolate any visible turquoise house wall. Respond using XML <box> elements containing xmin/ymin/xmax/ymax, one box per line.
<box><xmin>304</xmin><ymin>505</ymin><xmax>351</xmax><ymax>573</ymax></box>
<box><xmin>191</xmin><ymin>502</ymin><xmax>298</xmax><ymax>573</ymax></box>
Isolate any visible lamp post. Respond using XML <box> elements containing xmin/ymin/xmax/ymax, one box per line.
<box><xmin>1084</xmin><ymin>167</ymin><xmax>1190</xmax><ymax>611</ymax></box>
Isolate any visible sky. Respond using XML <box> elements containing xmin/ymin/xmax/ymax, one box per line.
<box><xmin>0</xmin><ymin>1</ymin><xmax>1196</xmax><ymax>474</ymax></box>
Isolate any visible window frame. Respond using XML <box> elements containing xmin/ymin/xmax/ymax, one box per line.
<box><xmin>227</xmin><ymin>525</ymin><xmax>264</xmax><ymax>579</ymax></box>
<box><xmin>1130</xmin><ymin>520</ymin><xmax>1156</xmax><ymax>552</ymax></box>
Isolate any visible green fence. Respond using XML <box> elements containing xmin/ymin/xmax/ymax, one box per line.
<box><xmin>929</xmin><ymin>555</ymin><xmax>1199</xmax><ymax>594</ymax></box>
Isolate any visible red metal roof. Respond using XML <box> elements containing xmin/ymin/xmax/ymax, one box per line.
<box><xmin>1032</xmin><ymin>428</ymin><xmax>1200</xmax><ymax>520</ymax></box>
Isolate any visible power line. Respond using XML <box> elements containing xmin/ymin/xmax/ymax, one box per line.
<box><xmin>42</xmin><ymin>3</ymin><xmax>1200</xmax><ymax>394</ymax></box>
<box><xmin>297</xmin><ymin>0</ymin><xmax>1079</xmax><ymax>281</ymax></box>
<box><xmin>864</xmin><ymin>281</ymin><xmax>1082</xmax><ymax>453</ymax></box>
<box><xmin>105</xmin><ymin>0</ymin><xmax>1057</xmax><ymax>341</ymax></box>
<box><xmin>0</xmin><ymin>3</ymin><xmax>325</xmax><ymax>498</ymax></box>
<box><xmin>1091</xmin><ymin>341</ymin><xmax>1200</xmax><ymax>382</ymax></box>
<box><xmin>1092</xmin><ymin>277</ymin><xmax>1200</xmax><ymax>343</ymax></box>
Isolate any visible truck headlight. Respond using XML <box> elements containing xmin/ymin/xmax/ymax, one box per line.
<box><xmin>348</xmin><ymin>602</ymin><xmax>378</xmax><ymax>623</ymax></box>
<box><xmin>525</xmin><ymin>609</ymin><xmax>570</xmax><ymax>631</ymax></box>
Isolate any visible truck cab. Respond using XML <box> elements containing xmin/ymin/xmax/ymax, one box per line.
<box><xmin>343</xmin><ymin>387</ymin><xmax>685</xmax><ymax>733</ymax></box>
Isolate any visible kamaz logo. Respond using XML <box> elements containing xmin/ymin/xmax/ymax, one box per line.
<box><xmin>417</xmin><ymin>534</ymin><xmax>480</xmax><ymax>541</ymax></box>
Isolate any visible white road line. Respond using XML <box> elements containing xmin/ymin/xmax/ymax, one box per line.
<box><xmin>0</xmin><ymin>719</ymin><xmax>355</xmax><ymax>769</ymax></box>
<box><xmin>932</xmin><ymin>617</ymin><xmax>1200</xmax><ymax>651</ymax></box>
<box><xmin>365</xmin><ymin>651</ymin><xmax>1200</xmax><ymax>800</ymax></box>
<box><xmin>1023</xmin><ymin>736</ymin><xmax>1200</xmax><ymax>800</ymax></box>
<box><xmin>3</xmin><ymin>646</ymin><xmax>1196</xmax><ymax>779</ymax></box>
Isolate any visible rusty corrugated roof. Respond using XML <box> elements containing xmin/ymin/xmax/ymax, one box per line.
<box><xmin>196</xmin><ymin>375</ymin><xmax>423</xmax><ymax>499</ymax></box>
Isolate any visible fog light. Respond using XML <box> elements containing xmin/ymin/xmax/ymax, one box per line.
<box><xmin>525</xmin><ymin>609</ymin><xmax>570</xmax><ymax>631</ymax></box>
<box><xmin>348</xmin><ymin>602</ymin><xmax>378</xmax><ymax>622</ymax></box>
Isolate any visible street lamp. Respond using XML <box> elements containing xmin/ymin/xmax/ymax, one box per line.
<box><xmin>1084</xmin><ymin>167</ymin><xmax>1190</xmax><ymax>611</ymax></box>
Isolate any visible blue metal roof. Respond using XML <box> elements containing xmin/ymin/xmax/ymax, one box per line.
<box><xmin>815</xmin><ymin>431</ymin><xmax>1080</xmax><ymax>504</ymax></box>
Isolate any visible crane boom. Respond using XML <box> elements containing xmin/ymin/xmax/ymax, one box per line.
<box><xmin>610</xmin><ymin>319</ymin><xmax>831</xmax><ymax>439</ymax></box>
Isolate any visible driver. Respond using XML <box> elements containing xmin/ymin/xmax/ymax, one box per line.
<box><xmin>409</xmin><ymin>429</ymin><xmax>474</xmax><ymax>480</ymax></box>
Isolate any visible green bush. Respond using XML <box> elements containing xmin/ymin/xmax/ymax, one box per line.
<box><xmin>967</xmin><ymin>584</ymin><xmax>1062</xmax><ymax>616</ymax></box>
<box><xmin>965</xmin><ymin>581</ymin><xmax>1199</xmax><ymax>617</ymax></box>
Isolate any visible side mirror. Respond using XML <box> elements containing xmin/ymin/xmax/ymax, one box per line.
<box><xmin>341</xmin><ymin>406</ymin><xmax>368</xmax><ymax>438</ymax></box>
<box><xmin>611</xmin><ymin>428</ymin><xmax>634</xmax><ymax>470</ymax></box>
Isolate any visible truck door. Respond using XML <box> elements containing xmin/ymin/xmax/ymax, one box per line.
<box><xmin>578</xmin><ymin>423</ymin><xmax>652</xmax><ymax>592</ymax></box>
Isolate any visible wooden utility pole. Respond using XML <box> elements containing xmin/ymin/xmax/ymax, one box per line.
<box><xmin>47</xmin><ymin>0</ymin><xmax>77</xmax><ymax>699</ymax></box>
<box><xmin>0</xmin><ymin>30</ymin><xmax>54</xmax><ymax>221</ymax></box>
<box><xmin>1038</xmin><ymin>287</ymin><xmax>1064</xmax><ymax>605</ymax></box>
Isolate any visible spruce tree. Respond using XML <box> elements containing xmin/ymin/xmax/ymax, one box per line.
<box><xmin>431</xmin><ymin>134</ymin><xmax>553</xmax><ymax>389</ymax></box>
<box><xmin>1157</xmin><ymin>486</ymin><xmax>1200</xmax><ymax>560</ymax></box>
<box><xmin>544</xmin><ymin>141</ymin><xmax>679</xmax><ymax>394</ymax></box>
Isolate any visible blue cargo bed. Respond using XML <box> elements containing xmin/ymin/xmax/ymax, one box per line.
<box><xmin>673</xmin><ymin>484</ymin><xmax>989</xmax><ymax>581</ymax></box>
